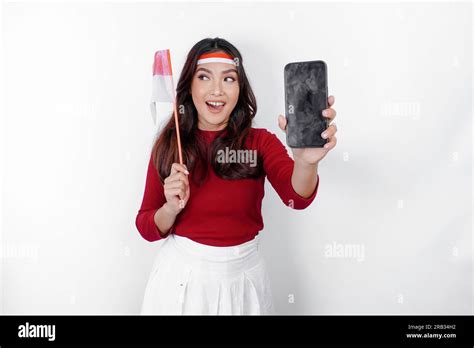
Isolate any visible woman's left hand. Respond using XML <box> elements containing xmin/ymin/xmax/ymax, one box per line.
<box><xmin>278</xmin><ymin>95</ymin><xmax>337</xmax><ymax>165</ymax></box>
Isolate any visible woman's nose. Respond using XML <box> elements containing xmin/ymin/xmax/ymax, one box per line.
<box><xmin>211</xmin><ymin>79</ymin><xmax>223</xmax><ymax>95</ymax></box>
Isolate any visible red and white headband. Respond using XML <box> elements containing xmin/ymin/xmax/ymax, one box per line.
<box><xmin>197</xmin><ymin>52</ymin><xmax>236</xmax><ymax>65</ymax></box>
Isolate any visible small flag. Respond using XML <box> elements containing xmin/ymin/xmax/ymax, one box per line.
<box><xmin>149</xmin><ymin>49</ymin><xmax>184</xmax><ymax>166</ymax></box>
<box><xmin>150</xmin><ymin>49</ymin><xmax>175</xmax><ymax>124</ymax></box>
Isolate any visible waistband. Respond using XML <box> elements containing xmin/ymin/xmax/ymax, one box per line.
<box><xmin>167</xmin><ymin>233</ymin><xmax>261</xmax><ymax>275</ymax></box>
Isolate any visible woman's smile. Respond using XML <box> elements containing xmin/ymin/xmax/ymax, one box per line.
<box><xmin>205</xmin><ymin>100</ymin><xmax>226</xmax><ymax>113</ymax></box>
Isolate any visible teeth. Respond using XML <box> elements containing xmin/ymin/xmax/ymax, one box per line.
<box><xmin>207</xmin><ymin>101</ymin><xmax>224</xmax><ymax>106</ymax></box>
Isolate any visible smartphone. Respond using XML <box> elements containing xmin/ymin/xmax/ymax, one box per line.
<box><xmin>284</xmin><ymin>60</ymin><xmax>329</xmax><ymax>148</ymax></box>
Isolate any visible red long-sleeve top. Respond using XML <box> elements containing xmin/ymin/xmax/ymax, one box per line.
<box><xmin>135</xmin><ymin>127</ymin><xmax>320</xmax><ymax>246</ymax></box>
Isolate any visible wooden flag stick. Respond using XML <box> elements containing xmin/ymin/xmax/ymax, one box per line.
<box><xmin>172</xmin><ymin>99</ymin><xmax>184</xmax><ymax>166</ymax></box>
<box><xmin>170</xmin><ymin>62</ymin><xmax>185</xmax><ymax>209</ymax></box>
<box><xmin>168</xmin><ymin>50</ymin><xmax>184</xmax><ymax>166</ymax></box>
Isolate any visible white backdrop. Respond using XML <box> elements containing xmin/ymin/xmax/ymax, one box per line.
<box><xmin>1</xmin><ymin>1</ymin><xmax>472</xmax><ymax>314</ymax></box>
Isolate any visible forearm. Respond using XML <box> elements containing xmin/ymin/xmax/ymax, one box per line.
<box><xmin>153</xmin><ymin>203</ymin><xmax>178</xmax><ymax>237</ymax></box>
<box><xmin>291</xmin><ymin>158</ymin><xmax>319</xmax><ymax>198</ymax></box>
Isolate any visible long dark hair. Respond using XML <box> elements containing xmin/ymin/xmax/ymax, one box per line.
<box><xmin>151</xmin><ymin>37</ymin><xmax>264</xmax><ymax>186</ymax></box>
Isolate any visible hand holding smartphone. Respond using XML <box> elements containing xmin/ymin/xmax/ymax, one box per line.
<box><xmin>284</xmin><ymin>60</ymin><xmax>329</xmax><ymax>148</ymax></box>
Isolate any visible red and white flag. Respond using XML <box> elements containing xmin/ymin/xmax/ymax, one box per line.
<box><xmin>149</xmin><ymin>49</ymin><xmax>184</xmax><ymax>166</ymax></box>
<box><xmin>150</xmin><ymin>49</ymin><xmax>175</xmax><ymax>124</ymax></box>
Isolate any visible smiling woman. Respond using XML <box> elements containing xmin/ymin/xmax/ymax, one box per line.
<box><xmin>192</xmin><ymin>55</ymin><xmax>239</xmax><ymax>126</ymax></box>
<box><xmin>192</xmin><ymin>62</ymin><xmax>238</xmax><ymax>125</ymax></box>
<box><xmin>136</xmin><ymin>37</ymin><xmax>328</xmax><ymax>315</ymax></box>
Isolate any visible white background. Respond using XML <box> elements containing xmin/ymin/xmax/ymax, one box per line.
<box><xmin>1</xmin><ymin>1</ymin><xmax>472</xmax><ymax>314</ymax></box>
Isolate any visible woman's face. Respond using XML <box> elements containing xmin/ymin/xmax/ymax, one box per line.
<box><xmin>191</xmin><ymin>61</ymin><xmax>239</xmax><ymax>131</ymax></box>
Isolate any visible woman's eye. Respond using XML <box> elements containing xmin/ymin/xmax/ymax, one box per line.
<box><xmin>197</xmin><ymin>74</ymin><xmax>236</xmax><ymax>82</ymax></box>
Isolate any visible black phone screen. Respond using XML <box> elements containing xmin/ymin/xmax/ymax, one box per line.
<box><xmin>284</xmin><ymin>60</ymin><xmax>329</xmax><ymax>148</ymax></box>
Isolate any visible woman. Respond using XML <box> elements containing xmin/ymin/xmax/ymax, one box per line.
<box><xmin>136</xmin><ymin>37</ymin><xmax>337</xmax><ymax>315</ymax></box>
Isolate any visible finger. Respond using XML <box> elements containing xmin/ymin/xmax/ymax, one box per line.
<box><xmin>170</xmin><ymin>163</ymin><xmax>189</xmax><ymax>175</ymax></box>
<box><xmin>183</xmin><ymin>185</ymin><xmax>190</xmax><ymax>202</ymax></box>
<box><xmin>323</xmin><ymin>136</ymin><xmax>337</xmax><ymax>150</ymax></box>
<box><xmin>170</xmin><ymin>163</ymin><xmax>189</xmax><ymax>176</ymax></box>
<box><xmin>166</xmin><ymin>180</ymin><xmax>186</xmax><ymax>190</ymax></box>
<box><xmin>178</xmin><ymin>188</ymin><xmax>186</xmax><ymax>200</ymax></box>
<box><xmin>278</xmin><ymin>114</ymin><xmax>287</xmax><ymax>131</ymax></box>
<box><xmin>167</xmin><ymin>188</ymin><xmax>186</xmax><ymax>200</ymax></box>
<box><xmin>322</xmin><ymin>108</ymin><xmax>336</xmax><ymax>120</ymax></box>
<box><xmin>164</xmin><ymin>172</ymin><xmax>187</xmax><ymax>185</ymax></box>
<box><xmin>328</xmin><ymin>95</ymin><xmax>335</xmax><ymax>107</ymax></box>
<box><xmin>321</xmin><ymin>123</ymin><xmax>337</xmax><ymax>139</ymax></box>
<box><xmin>166</xmin><ymin>172</ymin><xmax>189</xmax><ymax>184</ymax></box>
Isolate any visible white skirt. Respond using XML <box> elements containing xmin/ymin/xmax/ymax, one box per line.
<box><xmin>140</xmin><ymin>233</ymin><xmax>276</xmax><ymax>315</ymax></box>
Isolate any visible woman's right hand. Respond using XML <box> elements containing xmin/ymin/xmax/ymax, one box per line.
<box><xmin>163</xmin><ymin>162</ymin><xmax>190</xmax><ymax>216</ymax></box>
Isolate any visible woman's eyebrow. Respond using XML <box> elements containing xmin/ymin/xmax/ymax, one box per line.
<box><xmin>196</xmin><ymin>67</ymin><xmax>238</xmax><ymax>75</ymax></box>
